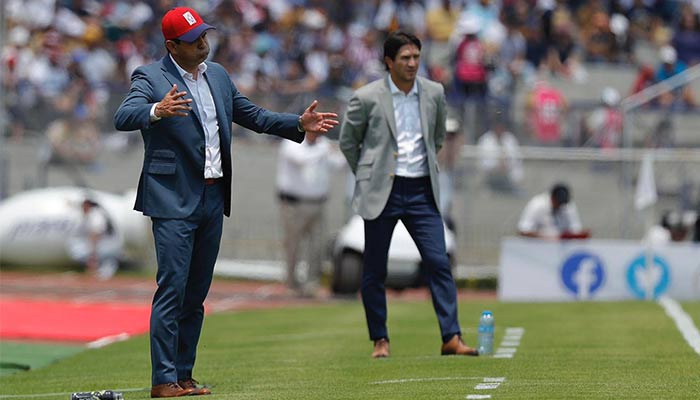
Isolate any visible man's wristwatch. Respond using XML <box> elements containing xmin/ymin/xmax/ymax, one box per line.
<box><xmin>297</xmin><ymin>115</ymin><xmax>305</xmax><ymax>133</ymax></box>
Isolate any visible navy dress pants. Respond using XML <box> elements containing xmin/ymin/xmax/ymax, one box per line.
<box><xmin>362</xmin><ymin>176</ymin><xmax>461</xmax><ymax>344</ymax></box>
<box><xmin>149</xmin><ymin>182</ymin><xmax>224</xmax><ymax>386</ymax></box>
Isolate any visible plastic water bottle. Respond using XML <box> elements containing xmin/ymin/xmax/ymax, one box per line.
<box><xmin>477</xmin><ymin>310</ymin><xmax>494</xmax><ymax>355</ymax></box>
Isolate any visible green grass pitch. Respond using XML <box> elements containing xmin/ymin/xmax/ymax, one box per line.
<box><xmin>1</xmin><ymin>299</ymin><xmax>698</xmax><ymax>399</ymax></box>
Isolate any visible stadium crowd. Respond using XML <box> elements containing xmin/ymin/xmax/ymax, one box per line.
<box><xmin>2</xmin><ymin>0</ymin><xmax>698</xmax><ymax>149</ymax></box>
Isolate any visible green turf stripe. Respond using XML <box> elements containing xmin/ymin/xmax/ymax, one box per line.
<box><xmin>0</xmin><ymin>341</ymin><xmax>84</xmax><ymax>377</ymax></box>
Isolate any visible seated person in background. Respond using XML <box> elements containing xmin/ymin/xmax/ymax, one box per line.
<box><xmin>655</xmin><ymin>45</ymin><xmax>696</xmax><ymax>108</ymax></box>
<box><xmin>517</xmin><ymin>183</ymin><xmax>589</xmax><ymax>239</ymax></box>
<box><xmin>644</xmin><ymin>210</ymin><xmax>689</xmax><ymax>246</ymax></box>
<box><xmin>67</xmin><ymin>198</ymin><xmax>122</xmax><ymax>280</ymax></box>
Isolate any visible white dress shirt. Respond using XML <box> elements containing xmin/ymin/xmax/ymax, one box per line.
<box><xmin>170</xmin><ymin>54</ymin><xmax>223</xmax><ymax>179</ymax></box>
<box><xmin>518</xmin><ymin>192</ymin><xmax>583</xmax><ymax>237</ymax></box>
<box><xmin>276</xmin><ymin>136</ymin><xmax>346</xmax><ymax>200</ymax></box>
<box><xmin>388</xmin><ymin>77</ymin><xmax>428</xmax><ymax>177</ymax></box>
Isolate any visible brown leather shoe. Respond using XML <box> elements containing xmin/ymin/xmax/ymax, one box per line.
<box><xmin>371</xmin><ymin>338</ymin><xmax>390</xmax><ymax>358</ymax></box>
<box><xmin>178</xmin><ymin>378</ymin><xmax>211</xmax><ymax>396</ymax></box>
<box><xmin>441</xmin><ymin>335</ymin><xmax>478</xmax><ymax>356</ymax></box>
<box><xmin>150</xmin><ymin>382</ymin><xmax>194</xmax><ymax>398</ymax></box>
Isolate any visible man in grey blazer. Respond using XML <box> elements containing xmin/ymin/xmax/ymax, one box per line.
<box><xmin>114</xmin><ymin>7</ymin><xmax>338</xmax><ymax>397</ymax></box>
<box><xmin>339</xmin><ymin>31</ymin><xmax>477</xmax><ymax>359</ymax></box>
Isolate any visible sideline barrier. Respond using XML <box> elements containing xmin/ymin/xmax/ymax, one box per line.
<box><xmin>498</xmin><ymin>237</ymin><xmax>700</xmax><ymax>301</ymax></box>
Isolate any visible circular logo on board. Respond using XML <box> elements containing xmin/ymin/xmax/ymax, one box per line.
<box><xmin>561</xmin><ymin>252</ymin><xmax>605</xmax><ymax>300</ymax></box>
<box><xmin>626</xmin><ymin>254</ymin><xmax>670</xmax><ymax>299</ymax></box>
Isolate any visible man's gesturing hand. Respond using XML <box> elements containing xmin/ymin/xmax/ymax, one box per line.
<box><xmin>300</xmin><ymin>100</ymin><xmax>339</xmax><ymax>134</ymax></box>
<box><xmin>155</xmin><ymin>84</ymin><xmax>192</xmax><ymax>118</ymax></box>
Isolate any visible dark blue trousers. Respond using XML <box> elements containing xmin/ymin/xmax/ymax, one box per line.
<box><xmin>362</xmin><ymin>176</ymin><xmax>461</xmax><ymax>344</ymax></box>
<box><xmin>149</xmin><ymin>182</ymin><xmax>224</xmax><ymax>386</ymax></box>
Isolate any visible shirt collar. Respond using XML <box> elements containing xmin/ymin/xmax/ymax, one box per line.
<box><xmin>387</xmin><ymin>75</ymin><xmax>418</xmax><ymax>97</ymax></box>
<box><xmin>169</xmin><ymin>54</ymin><xmax>207</xmax><ymax>79</ymax></box>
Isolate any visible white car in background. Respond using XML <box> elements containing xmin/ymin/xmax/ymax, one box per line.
<box><xmin>0</xmin><ymin>187</ymin><xmax>150</xmax><ymax>268</ymax></box>
<box><xmin>330</xmin><ymin>215</ymin><xmax>456</xmax><ymax>294</ymax></box>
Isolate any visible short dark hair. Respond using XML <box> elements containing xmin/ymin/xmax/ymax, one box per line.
<box><xmin>383</xmin><ymin>31</ymin><xmax>421</xmax><ymax>71</ymax></box>
<box><xmin>551</xmin><ymin>183</ymin><xmax>570</xmax><ymax>205</ymax></box>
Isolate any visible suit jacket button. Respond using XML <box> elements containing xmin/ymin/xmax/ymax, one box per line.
<box><xmin>199</xmin><ymin>145</ymin><xmax>205</xmax><ymax>152</ymax></box>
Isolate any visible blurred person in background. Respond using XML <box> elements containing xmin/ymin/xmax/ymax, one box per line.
<box><xmin>671</xmin><ymin>4</ymin><xmax>700</xmax><ymax>66</ymax></box>
<box><xmin>644</xmin><ymin>210</ymin><xmax>692</xmax><ymax>245</ymax></box>
<box><xmin>276</xmin><ymin>130</ymin><xmax>346</xmax><ymax>298</ymax></box>
<box><xmin>113</xmin><ymin>7</ymin><xmax>338</xmax><ymax>397</ymax></box>
<box><xmin>425</xmin><ymin>0</ymin><xmax>460</xmax><ymax>86</ymax></box>
<box><xmin>340</xmin><ymin>31</ymin><xmax>478</xmax><ymax>359</ymax></box>
<box><xmin>518</xmin><ymin>182</ymin><xmax>588</xmax><ymax>239</ymax></box>
<box><xmin>655</xmin><ymin>45</ymin><xmax>697</xmax><ymax>109</ymax></box>
<box><xmin>68</xmin><ymin>198</ymin><xmax>121</xmax><ymax>280</ymax></box>
<box><xmin>437</xmin><ymin>117</ymin><xmax>464</xmax><ymax>230</ymax></box>
<box><xmin>582</xmin><ymin>87</ymin><xmax>624</xmax><ymax>149</ymax></box>
<box><xmin>476</xmin><ymin>109</ymin><xmax>524</xmax><ymax>195</ymax></box>
<box><xmin>524</xmin><ymin>78</ymin><xmax>568</xmax><ymax>145</ymax></box>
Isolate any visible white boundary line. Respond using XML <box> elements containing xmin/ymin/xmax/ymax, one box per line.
<box><xmin>370</xmin><ymin>377</ymin><xmax>483</xmax><ymax>385</ymax></box>
<box><xmin>658</xmin><ymin>296</ymin><xmax>700</xmax><ymax>356</ymax></box>
<box><xmin>86</xmin><ymin>332</ymin><xmax>131</xmax><ymax>349</ymax></box>
<box><xmin>0</xmin><ymin>388</ymin><xmax>148</xmax><ymax>399</ymax></box>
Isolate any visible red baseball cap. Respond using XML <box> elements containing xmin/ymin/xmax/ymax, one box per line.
<box><xmin>161</xmin><ymin>7</ymin><xmax>215</xmax><ymax>43</ymax></box>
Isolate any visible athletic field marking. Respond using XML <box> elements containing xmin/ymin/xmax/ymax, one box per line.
<box><xmin>466</xmin><ymin>377</ymin><xmax>506</xmax><ymax>398</ymax></box>
<box><xmin>658</xmin><ymin>296</ymin><xmax>700</xmax><ymax>356</ymax></box>
<box><xmin>0</xmin><ymin>387</ymin><xmax>148</xmax><ymax>399</ymax></box>
<box><xmin>369</xmin><ymin>377</ymin><xmax>483</xmax><ymax>385</ymax></box>
<box><xmin>86</xmin><ymin>332</ymin><xmax>130</xmax><ymax>348</ymax></box>
<box><xmin>494</xmin><ymin>326</ymin><xmax>524</xmax><ymax>359</ymax></box>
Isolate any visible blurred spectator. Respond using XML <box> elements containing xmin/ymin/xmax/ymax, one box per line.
<box><xmin>476</xmin><ymin>110</ymin><xmax>524</xmax><ymax>195</ymax></box>
<box><xmin>276</xmin><ymin>131</ymin><xmax>346</xmax><ymax>298</ymax></box>
<box><xmin>644</xmin><ymin>210</ymin><xmax>691</xmax><ymax>245</ymax></box>
<box><xmin>578</xmin><ymin>2</ymin><xmax>617</xmax><ymax>63</ymax></box>
<box><xmin>438</xmin><ymin>117</ymin><xmax>464</xmax><ymax>229</ymax></box>
<box><xmin>671</xmin><ymin>4</ymin><xmax>700</xmax><ymax>66</ymax></box>
<box><xmin>630</xmin><ymin>64</ymin><xmax>656</xmax><ymax>97</ymax></box>
<box><xmin>425</xmin><ymin>0</ymin><xmax>460</xmax><ymax>85</ymax></box>
<box><xmin>67</xmin><ymin>197</ymin><xmax>121</xmax><ymax>280</ymax></box>
<box><xmin>488</xmin><ymin>8</ymin><xmax>536</xmax><ymax>101</ymax></box>
<box><xmin>654</xmin><ymin>45</ymin><xmax>697</xmax><ymax>108</ymax></box>
<box><xmin>542</xmin><ymin>1</ymin><xmax>585</xmax><ymax>80</ymax></box>
<box><xmin>582</xmin><ymin>87</ymin><xmax>624</xmax><ymax>148</ymax></box>
<box><xmin>644</xmin><ymin>113</ymin><xmax>675</xmax><ymax>148</ymax></box>
<box><xmin>453</xmin><ymin>16</ymin><xmax>489</xmax><ymax>100</ymax></box>
<box><xmin>518</xmin><ymin>182</ymin><xmax>588</xmax><ymax>239</ymax></box>
<box><xmin>524</xmin><ymin>79</ymin><xmax>568</xmax><ymax>145</ymax></box>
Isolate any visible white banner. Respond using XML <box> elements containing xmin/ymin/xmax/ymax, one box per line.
<box><xmin>498</xmin><ymin>237</ymin><xmax>700</xmax><ymax>301</ymax></box>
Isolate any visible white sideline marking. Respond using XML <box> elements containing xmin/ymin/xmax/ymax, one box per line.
<box><xmin>0</xmin><ymin>388</ymin><xmax>148</xmax><ymax>399</ymax></box>
<box><xmin>86</xmin><ymin>332</ymin><xmax>130</xmax><ymax>348</ymax></box>
<box><xmin>370</xmin><ymin>377</ymin><xmax>482</xmax><ymax>385</ymax></box>
<box><xmin>658</xmin><ymin>296</ymin><xmax>700</xmax><ymax>356</ymax></box>
<box><xmin>467</xmin><ymin>377</ymin><xmax>506</xmax><ymax>398</ymax></box>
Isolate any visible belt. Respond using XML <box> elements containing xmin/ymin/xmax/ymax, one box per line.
<box><xmin>205</xmin><ymin>178</ymin><xmax>223</xmax><ymax>185</ymax></box>
<box><xmin>278</xmin><ymin>192</ymin><xmax>326</xmax><ymax>204</ymax></box>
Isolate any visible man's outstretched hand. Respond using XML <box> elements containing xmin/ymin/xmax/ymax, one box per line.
<box><xmin>155</xmin><ymin>84</ymin><xmax>192</xmax><ymax>118</ymax></box>
<box><xmin>300</xmin><ymin>100</ymin><xmax>339</xmax><ymax>134</ymax></box>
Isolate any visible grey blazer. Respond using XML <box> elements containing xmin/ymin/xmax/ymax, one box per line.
<box><xmin>339</xmin><ymin>76</ymin><xmax>447</xmax><ymax>220</ymax></box>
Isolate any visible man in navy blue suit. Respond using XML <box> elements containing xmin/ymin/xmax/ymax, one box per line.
<box><xmin>114</xmin><ymin>7</ymin><xmax>338</xmax><ymax>397</ymax></box>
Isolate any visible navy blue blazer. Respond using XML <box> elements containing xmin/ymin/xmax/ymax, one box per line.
<box><xmin>114</xmin><ymin>56</ymin><xmax>304</xmax><ymax>218</ymax></box>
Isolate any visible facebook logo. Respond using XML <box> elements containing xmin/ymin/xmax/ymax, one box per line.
<box><xmin>561</xmin><ymin>252</ymin><xmax>606</xmax><ymax>300</ymax></box>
